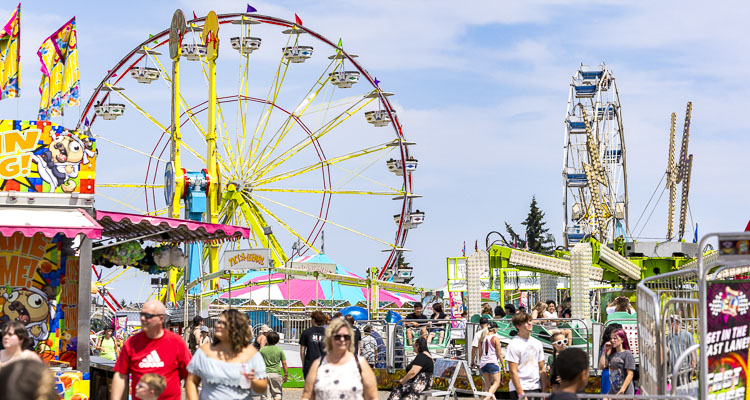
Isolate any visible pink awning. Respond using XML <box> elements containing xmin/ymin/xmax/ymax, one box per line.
<box><xmin>0</xmin><ymin>207</ymin><xmax>102</xmax><ymax>239</ymax></box>
<box><xmin>96</xmin><ymin>210</ymin><xmax>250</xmax><ymax>243</ymax></box>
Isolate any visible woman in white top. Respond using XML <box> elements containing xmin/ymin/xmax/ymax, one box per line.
<box><xmin>302</xmin><ymin>318</ymin><xmax>378</xmax><ymax>400</ymax></box>
<box><xmin>479</xmin><ymin>321</ymin><xmax>505</xmax><ymax>400</ymax></box>
<box><xmin>543</xmin><ymin>301</ymin><xmax>558</xmax><ymax>319</ymax></box>
<box><xmin>0</xmin><ymin>321</ymin><xmax>40</xmax><ymax>369</ymax></box>
<box><xmin>186</xmin><ymin>310</ymin><xmax>268</xmax><ymax>400</ymax></box>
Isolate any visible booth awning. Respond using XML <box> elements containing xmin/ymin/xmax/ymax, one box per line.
<box><xmin>96</xmin><ymin>210</ymin><xmax>251</xmax><ymax>243</ymax></box>
<box><xmin>0</xmin><ymin>207</ymin><xmax>102</xmax><ymax>239</ymax></box>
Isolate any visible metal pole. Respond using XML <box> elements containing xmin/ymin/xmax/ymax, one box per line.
<box><xmin>228</xmin><ymin>270</ymin><xmax>232</xmax><ymax>306</ymax></box>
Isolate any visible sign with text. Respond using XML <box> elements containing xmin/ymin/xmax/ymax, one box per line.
<box><xmin>223</xmin><ymin>248</ymin><xmax>271</xmax><ymax>271</ymax></box>
<box><xmin>289</xmin><ymin>261</ymin><xmax>336</xmax><ymax>275</ymax></box>
<box><xmin>0</xmin><ymin>120</ymin><xmax>96</xmax><ymax>194</ymax></box>
<box><xmin>706</xmin><ymin>281</ymin><xmax>750</xmax><ymax>400</ymax></box>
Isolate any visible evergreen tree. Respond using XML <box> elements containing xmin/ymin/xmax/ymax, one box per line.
<box><xmin>505</xmin><ymin>196</ymin><xmax>555</xmax><ymax>254</ymax></box>
<box><xmin>397</xmin><ymin>252</ymin><xmax>410</xmax><ymax>269</ymax></box>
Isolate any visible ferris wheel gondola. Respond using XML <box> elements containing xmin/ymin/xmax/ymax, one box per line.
<box><xmin>562</xmin><ymin>63</ymin><xmax>628</xmax><ymax>248</ymax></box>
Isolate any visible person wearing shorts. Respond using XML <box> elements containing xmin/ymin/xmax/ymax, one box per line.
<box><xmin>479</xmin><ymin>321</ymin><xmax>505</xmax><ymax>400</ymax></box>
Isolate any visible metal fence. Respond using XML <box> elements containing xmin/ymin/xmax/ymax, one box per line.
<box><xmin>636</xmin><ymin>268</ymin><xmax>699</xmax><ymax>396</ymax></box>
<box><xmin>522</xmin><ymin>393</ymin><xmax>696</xmax><ymax>400</ymax></box>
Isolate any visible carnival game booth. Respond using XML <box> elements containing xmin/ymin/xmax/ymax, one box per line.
<box><xmin>0</xmin><ymin>120</ymin><xmax>101</xmax><ymax>399</ymax></box>
<box><xmin>88</xmin><ymin>211</ymin><xmax>250</xmax><ymax>399</ymax></box>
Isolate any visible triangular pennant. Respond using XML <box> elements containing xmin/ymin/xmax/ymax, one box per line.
<box><xmin>193</xmin><ymin>11</ymin><xmax>198</xmax><ymax>20</ymax></box>
<box><xmin>295</xmin><ymin>13</ymin><xmax>302</xmax><ymax>26</ymax></box>
<box><xmin>246</xmin><ymin>4</ymin><xmax>257</xmax><ymax>13</ymax></box>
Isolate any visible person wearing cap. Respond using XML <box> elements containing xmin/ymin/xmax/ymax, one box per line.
<box><xmin>255</xmin><ymin>325</ymin><xmax>272</xmax><ymax>350</ymax></box>
<box><xmin>479</xmin><ymin>321</ymin><xmax>505</xmax><ymax>400</ymax></box>
<box><xmin>360</xmin><ymin>325</ymin><xmax>378</xmax><ymax>368</ymax></box>
<box><xmin>667</xmin><ymin>314</ymin><xmax>695</xmax><ymax>386</ymax></box>
<box><xmin>199</xmin><ymin>326</ymin><xmax>210</xmax><ymax>346</ymax></box>
<box><xmin>471</xmin><ymin>317</ymin><xmax>490</xmax><ymax>369</ymax></box>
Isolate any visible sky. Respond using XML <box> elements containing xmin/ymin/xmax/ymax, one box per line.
<box><xmin>1</xmin><ymin>1</ymin><xmax>749</xmax><ymax>301</ymax></box>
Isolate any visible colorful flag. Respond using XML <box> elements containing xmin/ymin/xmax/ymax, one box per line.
<box><xmin>693</xmin><ymin>223</ymin><xmax>698</xmax><ymax>243</ymax></box>
<box><xmin>38</xmin><ymin>17</ymin><xmax>79</xmax><ymax>120</ymax></box>
<box><xmin>193</xmin><ymin>11</ymin><xmax>198</xmax><ymax>20</ymax></box>
<box><xmin>295</xmin><ymin>13</ymin><xmax>303</xmax><ymax>26</ymax></box>
<box><xmin>0</xmin><ymin>4</ymin><xmax>20</xmax><ymax>100</ymax></box>
<box><xmin>246</xmin><ymin>4</ymin><xmax>257</xmax><ymax>13</ymax></box>
<box><xmin>474</xmin><ymin>240</ymin><xmax>478</xmax><ymax>252</ymax></box>
<box><xmin>461</xmin><ymin>241</ymin><xmax>466</xmax><ymax>257</ymax></box>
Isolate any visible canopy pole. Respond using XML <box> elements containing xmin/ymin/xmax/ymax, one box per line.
<box><xmin>228</xmin><ymin>270</ymin><xmax>232</xmax><ymax>307</ymax></box>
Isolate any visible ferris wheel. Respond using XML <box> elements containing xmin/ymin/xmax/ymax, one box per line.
<box><xmin>77</xmin><ymin>10</ymin><xmax>421</xmax><ymax>284</ymax></box>
<box><xmin>562</xmin><ymin>63</ymin><xmax>628</xmax><ymax>248</ymax></box>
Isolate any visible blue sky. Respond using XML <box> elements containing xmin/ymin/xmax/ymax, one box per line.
<box><xmin>1</xmin><ymin>1</ymin><xmax>749</xmax><ymax>300</ymax></box>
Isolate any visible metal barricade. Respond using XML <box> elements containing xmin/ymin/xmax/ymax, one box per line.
<box><xmin>636</xmin><ymin>268</ymin><xmax>699</xmax><ymax>396</ymax></box>
<box><xmin>523</xmin><ymin>393</ymin><xmax>696</xmax><ymax>400</ymax></box>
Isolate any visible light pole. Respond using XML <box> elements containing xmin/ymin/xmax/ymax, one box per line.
<box><xmin>264</xmin><ymin>226</ymin><xmax>273</xmax><ymax>326</ymax></box>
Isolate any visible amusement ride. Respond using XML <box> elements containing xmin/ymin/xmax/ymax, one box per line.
<box><xmin>78</xmin><ymin>11</ymin><xmax>423</xmax><ymax>303</ymax></box>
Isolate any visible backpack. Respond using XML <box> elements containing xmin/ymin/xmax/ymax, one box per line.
<box><xmin>188</xmin><ymin>327</ymin><xmax>198</xmax><ymax>353</ymax></box>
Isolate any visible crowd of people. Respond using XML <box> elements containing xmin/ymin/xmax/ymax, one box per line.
<box><xmin>0</xmin><ymin>292</ymin><xmax>696</xmax><ymax>400</ymax></box>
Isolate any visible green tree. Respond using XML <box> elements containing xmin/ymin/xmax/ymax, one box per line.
<box><xmin>505</xmin><ymin>196</ymin><xmax>555</xmax><ymax>254</ymax></box>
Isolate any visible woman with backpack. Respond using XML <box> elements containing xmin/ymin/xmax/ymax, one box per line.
<box><xmin>301</xmin><ymin>318</ymin><xmax>378</xmax><ymax>400</ymax></box>
<box><xmin>96</xmin><ymin>327</ymin><xmax>120</xmax><ymax>361</ymax></box>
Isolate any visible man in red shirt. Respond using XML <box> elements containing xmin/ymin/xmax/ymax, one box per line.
<box><xmin>111</xmin><ymin>300</ymin><xmax>191</xmax><ymax>400</ymax></box>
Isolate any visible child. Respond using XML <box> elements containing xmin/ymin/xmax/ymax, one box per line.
<box><xmin>548</xmin><ymin>348</ymin><xmax>589</xmax><ymax>400</ymax></box>
<box><xmin>260</xmin><ymin>331</ymin><xmax>288</xmax><ymax>400</ymax></box>
<box><xmin>548</xmin><ymin>331</ymin><xmax>568</xmax><ymax>391</ymax></box>
<box><xmin>134</xmin><ymin>373</ymin><xmax>166</xmax><ymax>400</ymax></box>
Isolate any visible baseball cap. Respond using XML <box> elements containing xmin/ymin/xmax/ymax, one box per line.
<box><xmin>200</xmin><ymin>326</ymin><xmax>209</xmax><ymax>333</ymax></box>
<box><xmin>479</xmin><ymin>317</ymin><xmax>489</xmax><ymax>325</ymax></box>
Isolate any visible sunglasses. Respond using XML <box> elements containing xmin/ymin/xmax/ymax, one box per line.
<box><xmin>140</xmin><ymin>312</ymin><xmax>163</xmax><ymax>320</ymax></box>
<box><xmin>553</xmin><ymin>339</ymin><xmax>568</xmax><ymax>346</ymax></box>
<box><xmin>333</xmin><ymin>334</ymin><xmax>351</xmax><ymax>342</ymax></box>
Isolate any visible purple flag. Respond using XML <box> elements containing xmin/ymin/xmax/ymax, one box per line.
<box><xmin>246</xmin><ymin>4</ymin><xmax>257</xmax><ymax>12</ymax></box>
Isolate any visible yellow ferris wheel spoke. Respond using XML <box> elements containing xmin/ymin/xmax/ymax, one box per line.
<box><xmin>249</xmin><ymin>57</ymin><xmax>340</xmax><ymax>176</ymax></box>
<box><xmin>145</xmin><ymin>47</ymin><xmax>209</xmax><ymax>141</ymax></box>
<box><xmin>247</xmin><ymin>196</ymin><xmax>320</xmax><ymax>253</ymax></box>
<box><xmin>332</xmin><ymin>145</ymin><xmax>395</xmax><ymax>190</ymax></box>
<box><xmin>96</xmin><ymin>183</ymin><xmax>164</xmax><ymax>189</ymax></box>
<box><xmin>91</xmin><ymin>133</ymin><xmax>168</xmax><ymax>163</ymax></box>
<box><xmin>252</xmin><ymin>96</ymin><xmax>375</xmax><ymax>180</ymax></box>
<box><xmin>252</xmin><ymin>193</ymin><xmax>396</xmax><ymax>248</ymax></box>
<box><xmin>253</xmin><ymin>143</ymin><xmax>390</xmax><ymax>187</ymax></box>
<box><xmin>332</xmin><ymin>163</ymin><xmax>403</xmax><ymax>192</ymax></box>
<box><xmin>97</xmin><ymin>192</ymin><xmax>148</xmax><ymax>214</ymax></box>
<box><xmin>253</xmin><ymin>188</ymin><xmax>402</xmax><ymax>196</ymax></box>
<box><xmin>244</xmin><ymin>34</ymin><xmax>295</xmax><ymax>173</ymax></box>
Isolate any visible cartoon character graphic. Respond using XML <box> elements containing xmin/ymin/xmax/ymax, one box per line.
<box><xmin>32</xmin><ymin>130</ymin><xmax>95</xmax><ymax>193</ymax></box>
<box><xmin>0</xmin><ymin>286</ymin><xmax>56</xmax><ymax>348</ymax></box>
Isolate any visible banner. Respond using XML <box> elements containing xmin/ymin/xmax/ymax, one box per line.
<box><xmin>0</xmin><ymin>232</ymin><xmax>80</xmax><ymax>367</ymax></box>
<box><xmin>0</xmin><ymin>4</ymin><xmax>20</xmax><ymax>99</ymax></box>
<box><xmin>38</xmin><ymin>17</ymin><xmax>79</xmax><ymax>120</ymax></box>
<box><xmin>0</xmin><ymin>120</ymin><xmax>96</xmax><ymax>194</ymax></box>
<box><xmin>706</xmin><ymin>281</ymin><xmax>750</xmax><ymax>400</ymax></box>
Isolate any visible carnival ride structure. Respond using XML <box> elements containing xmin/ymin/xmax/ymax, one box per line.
<box><xmin>78</xmin><ymin>10</ymin><xmax>423</xmax><ymax>303</ymax></box>
<box><xmin>563</xmin><ymin>63</ymin><xmax>628</xmax><ymax>248</ymax></box>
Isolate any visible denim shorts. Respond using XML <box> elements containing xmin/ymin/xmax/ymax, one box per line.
<box><xmin>480</xmin><ymin>363</ymin><xmax>500</xmax><ymax>374</ymax></box>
